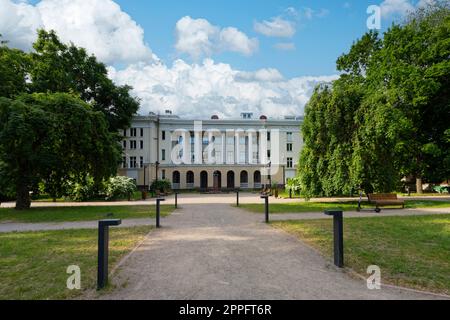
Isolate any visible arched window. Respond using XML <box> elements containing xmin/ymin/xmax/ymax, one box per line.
<box><xmin>240</xmin><ymin>171</ymin><xmax>248</xmax><ymax>188</ymax></box>
<box><xmin>254</xmin><ymin>171</ymin><xmax>261</xmax><ymax>189</ymax></box>
<box><xmin>186</xmin><ymin>171</ymin><xmax>194</xmax><ymax>189</ymax></box>
<box><xmin>172</xmin><ymin>171</ymin><xmax>180</xmax><ymax>189</ymax></box>
<box><xmin>172</xmin><ymin>171</ymin><xmax>180</xmax><ymax>183</ymax></box>
<box><xmin>227</xmin><ymin>171</ymin><xmax>235</xmax><ymax>189</ymax></box>
<box><xmin>200</xmin><ymin>171</ymin><xmax>208</xmax><ymax>189</ymax></box>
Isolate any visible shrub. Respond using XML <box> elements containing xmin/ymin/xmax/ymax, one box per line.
<box><xmin>105</xmin><ymin>176</ymin><xmax>137</xmax><ymax>200</ymax></box>
<box><xmin>286</xmin><ymin>177</ymin><xmax>301</xmax><ymax>195</ymax></box>
<box><xmin>150</xmin><ymin>179</ymin><xmax>171</xmax><ymax>193</ymax></box>
<box><xmin>66</xmin><ymin>176</ymin><xmax>98</xmax><ymax>201</ymax></box>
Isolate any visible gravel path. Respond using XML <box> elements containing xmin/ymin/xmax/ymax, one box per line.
<box><xmin>0</xmin><ymin>218</ymin><xmax>152</xmax><ymax>233</ymax></box>
<box><xmin>95</xmin><ymin>203</ymin><xmax>446</xmax><ymax>300</ymax></box>
<box><xmin>2</xmin><ymin>193</ymin><xmax>449</xmax><ymax>208</ymax></box>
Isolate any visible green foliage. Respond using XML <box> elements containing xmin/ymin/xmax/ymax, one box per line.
<box><xmin>0</xmin><ymin>44</ymin><xmax>30</xmax><ymax>98</ymax></box>
<box><xmin>285</xmin><ymin>177</ymin><xmax>301</xmax><ymax>194</ymax></box>
<box><xmin>150</xmin><ymin>179</ymin><xmax>171</xmax><ymax>193</ymax></box>
<box><xmin>66</xmin><ymin>176</ymin><xmax>99</xmax><ymax>202</ymax></box>
<box><xmin>0</xmin><ymin>94</ymin><xmax>120</xmax><ymax>209</ymax></box>
<box><xmin>299</xmin><ymin>4</ymin><xmax>450</xmax><ymax>197</ymax></box>
<box><xmin>105</xmin><ymin>176</ymin><xmax>137</xmax><ymax>200</ymax></box>
<box><xmin>29</xmin><ymin>30</ymin><xmax>139</xmax><ymax>131</ymax></box>
<box><xmin>0</xmin><ymin>29</ymin><xmax>140</xmax><ymax>209</ymax></box>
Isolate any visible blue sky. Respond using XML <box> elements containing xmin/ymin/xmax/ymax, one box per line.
<box><xmin>2</xmin><ymin>0</ymin><xmax>424</xmax><ymax>118</ymax></box>
<box><xmin>112</xmin><ymin>0</ymin><xmax>404</xmax><ymax>78</ymax></box>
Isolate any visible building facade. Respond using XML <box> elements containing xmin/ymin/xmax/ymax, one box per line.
<box><xmin>118</xmin><ymin>111</ymin><xmax>303</xmax><ymax>190</ymax></box>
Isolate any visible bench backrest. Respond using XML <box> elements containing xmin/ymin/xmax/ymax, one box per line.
<box><xmin>368</xmin><ymin>193</ymin><xmax>399</xmax><ymax>201</ymax></box>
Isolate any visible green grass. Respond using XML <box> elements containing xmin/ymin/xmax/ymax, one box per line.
<box><xmin>0</xmin><ymin>226</ymin><xmax>151</xmax><ymax>300</ymax></box>
<box><xmin>0</xmin><ymin>205</ymin><xmax>173</xmax><ymax>223</ymax></box>
<box><xmin>239</xmin><ymin>200</ymin><xmax>450</xmax><ymax>214</ymax></box>
<box><xmin>272</xmin><ymin>214</ymin><xmax>450</xmax><ymax>295</ymax></box>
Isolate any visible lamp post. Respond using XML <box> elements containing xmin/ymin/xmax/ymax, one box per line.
<box><xmin>155</xmin><ymin>161</ymin><xmax>160</xmax><ymax>182</ymax></box>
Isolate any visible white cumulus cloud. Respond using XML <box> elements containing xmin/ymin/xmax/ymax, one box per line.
<box><xmin>380</xmin><ymin>0</ymin><xmax>415</xmax><ymax>17</ymax></box>
<box><xmin>175</xmin><ymin>16</ymin><xmax>258</xmax><ymax>60</ymax></box>
<box><xmin>108</xmin><ymin>59</ymin><xmax>338</xmax><ymax>119</ymax></box>
<box><xmin>0</xmin><ymin>0</ymin><xmax>155</xmax><ymax>64</ymax></box>
<box><xmin>254</xmin><ymin>16</ymin><xmax>296</xmax><ymax>38</ymax></box>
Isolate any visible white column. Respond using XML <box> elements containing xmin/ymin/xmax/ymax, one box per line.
<box><xmin>221</xmin><ymin>132</ymin><xmax>226</xmax><ymax>165</ymax></box>
<box><xmin>248</xmin><ymin>131</ymin><xmax>253</xmax><ymax>165</ymax></box>
<box><xmin>194</xmin><ymin>121</ymin><xmax>202</xmax><ymax>165</ymax></box>
<box><xmin>235</xmin><ymin>130</ymin><xmax>241</xmax><ymax>164</ymax></box>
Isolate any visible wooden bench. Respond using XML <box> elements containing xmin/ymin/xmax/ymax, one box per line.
<box><xmin>368</xmin><ymin>193</ymin><xmax>405</xmax><ymax>212</ymax></box>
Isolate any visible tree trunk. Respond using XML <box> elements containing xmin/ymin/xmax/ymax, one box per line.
<box><xmin>16</xmin><ymin>183</ymin><xmax>31</xmax><ymax>210</ymax></box>
<box><xmin>416</xmin><ymin>177</ymin><xmax>423</xmax><ymax>194</ymax></box>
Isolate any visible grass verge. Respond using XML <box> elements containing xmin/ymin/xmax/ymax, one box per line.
<box><xmin>0</xmin><ymin>226</ymin><xmax>151</xmax><ymax>300</ymax></box>
<box><xmin>0</xmin><ymin>205</ymin><xmax>173</xmax><ymax>223</ymax></box>
<box><xmin>272</xmin><ymin>214</ymin><xmax>450</xmax><ymax>295</ymax></box>
<box><xmin>239</xmin><ymin>200</ymin><xmax>450</xmax><ymax>214</ymax></box>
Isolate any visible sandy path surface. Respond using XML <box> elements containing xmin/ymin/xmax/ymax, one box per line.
<box><xmin>2</xmin><ymin>193</ymin><xmax>450</xmax><ymax>208</ymax></box>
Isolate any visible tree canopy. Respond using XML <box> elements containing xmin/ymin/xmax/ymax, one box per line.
<box><xmin>0</xmin><ymin>30</ymin><xmax>137</xmax><ymax>209</ymax></box>
<box><xmin>298</xmin><ymin>3</ymin><xmax>450</xmax><ymax>197</ymax></box>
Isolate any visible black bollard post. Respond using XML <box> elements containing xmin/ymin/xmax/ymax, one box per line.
<box><xmin>98</xmin><ymin>219</ymin><xmax>122</xmax><ymax>290</ymax></box>
<box><xmin>289</xmin><ymin>189</ymin><xmax>292</xmax><ymax>199</ymax></box>
<box><xmin>236</xmin><ymin>190</ymin><xmax>239</xmax><ymax>207</ymax></box>
<box><xmin>156</xmin><ymin>198</ymin><xmax>165</xmax><ymax>228</ymax></box>
<box><xmin>324</xmin><ymin>210</ymin><xmax>344</xmax><ymax>268</ymax></box>
<box><xmin>261</xmin><ymin>195</ymin><xmax>269</xmax><ymax>223</ymax></box>
<box><xmin>175</xmin><ymin>192</ymin><xmax>178</xmax><ymax>209</ymax></box>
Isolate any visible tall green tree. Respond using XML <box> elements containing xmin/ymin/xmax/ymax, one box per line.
<box><xmin>29</xmin><ymin>30</ymin><xmax>139</xmax><ymax>131</ymax></box>
<box><xmin>0</xmin><ymin>93</ymin><xmax>120</xmax><ymax>209</ymax></box>
<box><xmin>298</xmin><ymin>3</ymin><xmax>450</xmax><ymax>196</ymax></box>
<box><xmin>0</xmin><ymin>37</ymin><xmax>30</xmax><ymax>98</ymax></box>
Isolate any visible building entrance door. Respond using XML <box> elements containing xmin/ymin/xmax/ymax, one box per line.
<box><xmin>213</xmin><ymin>171</ymin><xmax>222</xmax><ymax>191</ymax></box>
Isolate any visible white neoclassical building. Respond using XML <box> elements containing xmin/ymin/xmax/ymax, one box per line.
<box><xmin>118</xmin><ymin>111</ymin><xmax>303</xmax><ymax>190</ymax></box>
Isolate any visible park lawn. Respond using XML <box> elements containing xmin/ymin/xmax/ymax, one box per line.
<box><xmin>239</xmin><ymin>200</ymin><xmax>450</xmax><ymax>214</ymax></box>
<box><xmin>34</xmin><ymin>191</ymin><xmax>144</xmax><ymax>202</ymax></box>
<box><xmin>0</xmin><ymin>205</ymin><xmax>173</xmax><ymax>223</ymax></box>
<box><xmin>0</xmin><ymin>226</ymin><xmax>151</xmax><ymax>300</ymax></box>
<box><xmin>272</xmin><ymin>214</ymin><xmax>450</xmax><ymax>295</ymax></box>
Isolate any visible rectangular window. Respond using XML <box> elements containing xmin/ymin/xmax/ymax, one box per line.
<box><xmin>140</xmin><ymin>156</ymin><xmax>144</xmax><ymax>168</ymax></box>
<box><xmin>123</xmin><ymin>129</ymin><xmax>127</xmax><ymax>137</ymax></box>
<box><xmin>130</xmin><ymin>140</ymin><xmax>137</xmax><ymax>149</ymax></box>
<box><xmin>215</xmin><ymin>151</ymin><xmax>221</xmax><ymax>162</ymax></box>
<box><xmin>130</xmin><ymin>157</ymin><xmax>137</xmax><ymax>168</ymax></box>
<box><xmin>162</xmin><ymin>149</ymin><xmax>166</xmax><ymax>161</ymax></box>
<box><xmin>287</xmin><ymin>157</ymin><xmax>293</xmax><ymax>168</ymax></box>
<box><xmin>131</xmin><ymin>128</ymin><xmax>137</xmax><ymax>137</ymax></box>
<box><xmin>227</xmin><ymin>151</ymin><xmax>234</xmax><ymax>163</ymax></box>
<box><xmin>287</xmin><ymin>132</ymin><xmax>293</xmax><ymax>142</ymax></box>
<box><xmin>267</xmin><ymin>131</ymin><xmax>271</xmax><ymax>141</ymax></box>
<box><xmin>162</xmin><ymin>131</ymin><xmax>166</xmax><ymax>140</ymax></box>
<box><xmin>123</xmin><ymin>140</ymin><xmax>126</xmax><ymax>149</ymax></box>
<box><xmin>287</xmin><ymin>143</ymin><xmax>293</xmax><ymax>152</ymax></box>
<box><xmin>140</xmin><ymin>128</ymin><xmax>144</xmax><ymax>137</ymax></box>
<box><xmin>140</xmin><ymin>140</ymin><xmax>144</xmax><ymax>149</ymax></box>
<box><xmin>253</xmin><ymin>151</ymin><xmax>259</xmax><ymax>162</ymax></box>
<box><xmin>227</xmin><ymin>136</ymin><xmax>234</xmax><ymax>144</ymax></box>
<box><xmin>267</xmin><ymin>150</ymin><xmax>271</xmax><ymax>159</ymax></box>
<box><xmin>239</xmin><ymin>136</ymin><xmax>246</xmax><ymax>145</ymax></box>
<box><xmin>161</xmin><ymin>170</ymin><xmax>166</xmax><ymax>180</ymax></box>
<box><xmin>122</xmin><ymin>157</ymin><xmax>127</xmax><ymax>168</ymax></box>
<box><xmin>239</xmin><ymin>151</ymin><xmax>246</xmax><ymax>163</ymax></box>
